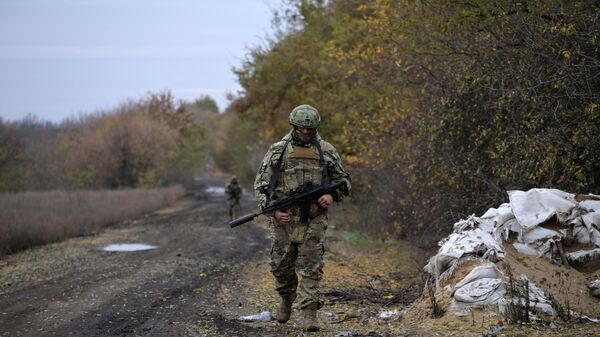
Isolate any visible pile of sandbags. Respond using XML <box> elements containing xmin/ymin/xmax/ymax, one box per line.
<box><xmin>424</xmin><ymin>188</ymin><xmax>600</xmax><ymax>313</ymax></box>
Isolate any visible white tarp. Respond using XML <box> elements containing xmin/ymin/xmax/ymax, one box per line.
<box><xmin>508</xmin><ymin>189</ymin><xmax>576</xmax><ymax>229</ymax></box>
<box><xmin>438</xmin><ymin>228</ymin><xmax>504</xmax><ymax>259</ymax></box>
<box><xmin>425</xmin><ymin>228</ymin><xmax>505</xmax><ymax>286</ymax></box>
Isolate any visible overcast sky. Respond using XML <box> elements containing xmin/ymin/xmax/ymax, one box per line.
<box><xmin>0</xmin><ymin>0</ymin><xmax>276</xmax><ymax>122</ymax></box>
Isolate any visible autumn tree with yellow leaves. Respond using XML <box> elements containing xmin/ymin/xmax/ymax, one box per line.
<box><xmin>0</xmin><ymin>91</ymin><xmax>207</xmax><ymax>191</ymax></box>
<box><xmin>231</xmin><ymin>0</ymin><xmax>600</xmax><ymax>245</ymax></box>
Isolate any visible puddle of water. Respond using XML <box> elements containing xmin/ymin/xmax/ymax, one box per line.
<box><xmin>204</xmin><ymin>186</ymin><xmax>225</xmax><ymax>194</ymax></box>
<box><xmin>101</xmin><ymin>243</ymin><xmax>157</xmax><ymax>252</ymax></box>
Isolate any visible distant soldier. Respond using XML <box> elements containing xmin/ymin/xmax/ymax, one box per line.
<box><xmin>225</xmin><ymin>175</ymin><xmax>242</xmax><ymax>220</ymax></box>
<box><xmin>254</xmin><ymin>104</ymin><xmax>351</xmax><ymax>332</ymax></box>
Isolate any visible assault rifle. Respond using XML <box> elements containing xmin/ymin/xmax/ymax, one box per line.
<box><xmin>229</xmin><ymin>180</ymin><xmax>346</xmax><ymax>228</ymax></box>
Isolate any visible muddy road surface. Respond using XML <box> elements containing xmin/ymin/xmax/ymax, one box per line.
<box><xmin>0</xmin><ymin>180</ymin><xmax>273</xmax><ymax>337</ymax></box>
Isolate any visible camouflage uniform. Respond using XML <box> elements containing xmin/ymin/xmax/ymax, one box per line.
<box><xmin>225</xmin><ymin>177</ymin><xmax>242</xmax><ymax>220</ymax></box>
<box><xmin>254</xmin><ymin>130</ymin><xmax>351</xmax><ymax>310</ymax></box>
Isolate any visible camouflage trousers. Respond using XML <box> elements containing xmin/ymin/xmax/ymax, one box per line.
<box><xmin>228</xmin><ymin>197</ymin><xmax>240</xmax><ymax>220</ymax></box>
<box><xmin>269</xmin><ymin>213</ymin><xmax>327</xmax><ymax>310</ymax></box>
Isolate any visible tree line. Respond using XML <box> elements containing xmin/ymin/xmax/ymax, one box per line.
<box><xmin>226</xmin><ymin>0</ymin><xmax>600</xmax><ymax>245</ymax></box>
<box><xmin>0</xmin><ymin>91</ymin><xmax>217</xmax><ymax>192</ymax></box>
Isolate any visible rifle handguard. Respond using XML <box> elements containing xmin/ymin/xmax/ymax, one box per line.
<box><xmin>228</xmin><ymin>180</ymin><xmax>346</xmax><ymax>229</ymax></box>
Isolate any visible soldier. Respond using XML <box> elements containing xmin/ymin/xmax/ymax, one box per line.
<box><xmin>225</xmin><ymin>175</ymin><xmax>242</xmax><ymax>220</ymax></box>
<box><xmin>254</xmin><ymin>104</ymin><xmax>351</xmax><ymax>332</ymax></box>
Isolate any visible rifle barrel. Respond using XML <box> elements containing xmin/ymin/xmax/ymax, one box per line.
<box><xmin>228</xmin><ymin>213</ymin><xmax>257</xmax><ymax>228</ymax></box>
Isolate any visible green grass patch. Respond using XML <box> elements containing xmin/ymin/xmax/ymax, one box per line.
<box><xmin>340</xmin><ymin>229</ymin><xmax>375</xmax><ymax>246</ymax></box>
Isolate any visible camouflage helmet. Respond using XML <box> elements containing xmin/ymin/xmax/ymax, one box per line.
<box><xmin>289</xmin><ymin>104</ymin><xmax>320</xmax><ymax>128</ymax></box>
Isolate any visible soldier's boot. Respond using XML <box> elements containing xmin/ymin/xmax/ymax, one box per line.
<box><xmin>275</xmin><ymin>293</ymin><xmax>297</xmax><ymax>323</ymax></box>
<box><xmin>302</xmin><ymin>303</ymin><xmax>320</xmax><ymax>332</ymax></box>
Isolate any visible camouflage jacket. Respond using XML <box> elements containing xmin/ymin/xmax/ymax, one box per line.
<box><xmin>225</xmin><ymin>182</ymin><xmax>242</xmax><ymax>199</ymax></box>
<box><xmin>254</xmin><ymin>130</ymin><xmax>351</xmax><ymax>210</ymax></box>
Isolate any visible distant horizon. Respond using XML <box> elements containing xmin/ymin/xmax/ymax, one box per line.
<box><xmin>0</xmin><ymin>0</ymin><xmax>276</xmax><ymax>123</ymax></box>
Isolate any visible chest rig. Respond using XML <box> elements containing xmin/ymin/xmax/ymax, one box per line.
<box><xmin>267</xmin><ymin>137</ymin><xmax>329</xmax><ymax>224</ymax></box>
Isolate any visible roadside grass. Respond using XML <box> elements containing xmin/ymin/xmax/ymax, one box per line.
<box><xmin>340</xmin><ymin>229</ymin><xmax>375</xmax><ymax>246</ymax></box>
<box><xmin>0</xmin><ymin>185</ymin><xmax>184</xmax><ymax>256</ymax></box>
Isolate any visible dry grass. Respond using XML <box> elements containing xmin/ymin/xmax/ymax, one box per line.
<box><xmin>0</xmin><ymin>185</ymin><xmax>184</xmax><ymax>256</ymax></box>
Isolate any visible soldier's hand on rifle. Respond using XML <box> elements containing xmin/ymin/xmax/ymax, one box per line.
<box><xmin>275</xmin><ymin>210</ymin><xmax>291</xmax><ymax>225</ymax></box>
<box><xmin>318</xmin><ymin>194</ymin><xmax>333</xmax><ymax>208</ymax></box>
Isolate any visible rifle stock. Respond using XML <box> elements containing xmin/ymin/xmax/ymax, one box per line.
<box><xmin>228</xmin><ymin>180</ymin><xmax>346</xmax><ymax>228</ymax></box>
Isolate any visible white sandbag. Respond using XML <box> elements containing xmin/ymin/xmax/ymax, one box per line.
<box><xmin>589</xmin><ymin>279</ymin><xmax>600</xmax><ymax>298</ymax></box>
<box><xmin>498</xmin><ymin>297</ymin><xmax>556</xmax><ymax>316</ymax></box>
<box><xmin>424</xmin><ymin>254</ymin><xmax>457</xmax><ymax>280</ymax></box>
<box><xmin>479</xmin><ymin>203</ymin><xmax>515</xmax><ymax>229</ymax></box>
<box><xmin>535</xmin><ymin>239</ymin><xmax>558</xmax><ymax>262</ymax></box>
<box><xmin>494</xmin><ymin>218</ymin><xmax>521</xmax><ymax>243</ymax></box>
<box><xmin>499</xmin><ymin>276</ymin><xmax>556</xmax><ymax>316</ymax></box>
<box><xmin>566</xmin><ymin>248</ymin><xmax>600</xmax><ymax>264</ymax></box>
<box><xmin>573</xmin><ymin>223</ymin><xmax>591</xmax><ymax>245</ymax></box>
<box><xmin>508</xmin><ymin>189</ymin><xmax>577</xmax><ymax>229</ymax></box>
<box><xmin>454</xmin><ymin>278</ymin><xmax>506</xmax><ymax>305</ymax></box>
<box><xmin>582</xmin><ymin>211</ymin><xmax>600</xmax><ymax>231</ymax></box>
<box><xmin>592</xmin><ymin>228</ymin><xmax>600</xmax><ymax>247</ymax></box>
<box><xmin>453</xmin><ymin>205</ymin><xmax>514</xmax><ymax>237</ymax></box>
<box><xmin>525</xmin><ymin>277</ymin><xmax>556</xmax><ymax>315</ymax></box>
<box><xmin>452</xmin><ymin>263</ymin><xmax>498</xmax><ymax>295</ymax></box>
<box><xmin>579</xmin><ymin>200</ymin><xmax>600</xmax><ymax>212</ymax></box>
<box><xmin>453</xmin><ymin>214</ymin><xmax>478</xmax><ymax>233</ymax></box>
<box><xmin>521</xmin><ymin>226</ymin><xmax>562</xmax><ymax>244</ymax></box>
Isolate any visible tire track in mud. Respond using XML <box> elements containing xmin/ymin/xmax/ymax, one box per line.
<box><xmin>0</xmin><ymin>182</ymin><xmax>271</xmax><ymax>337</ymax></box>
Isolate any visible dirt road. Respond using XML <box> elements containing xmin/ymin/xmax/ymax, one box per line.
<box><xmin>0</xmin><ymin>176</ymin><xmax>422</xmax><ymax>337</ymax></box>
<box><xmin>0</xmin><ymin>179</ymin><xmax>278</xmax><ymax>337</ymax></box>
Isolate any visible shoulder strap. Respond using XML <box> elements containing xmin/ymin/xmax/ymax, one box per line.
<box><xmin>266</xmin><ymin>137</ymin><xmax>292</xmax><ymax>203</ymax></box>
<box><xmin>312</xmin><ymin>138</ymin><xmax>329</xmax><ymax>187</ymax></box>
